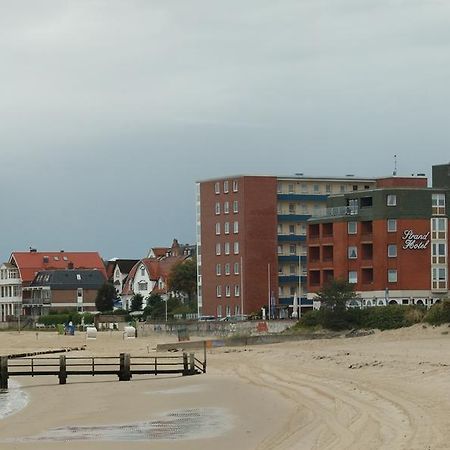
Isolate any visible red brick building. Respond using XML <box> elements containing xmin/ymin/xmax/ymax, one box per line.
<box><xmin>307</xmin><ymin>165</ymin><xmax>450</xmax><ymax>307</ymax></box>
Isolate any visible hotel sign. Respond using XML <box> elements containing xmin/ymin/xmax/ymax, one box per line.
<box><xmin>402</xmin><ymin>230</ymin><xmax>430</xmax><ymax>250</ymax></box>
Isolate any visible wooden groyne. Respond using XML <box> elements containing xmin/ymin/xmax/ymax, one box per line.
<box><xmin>0</xmin><ymin>352</ymin><xmax>206</xmax><ymax>389</ymax></box>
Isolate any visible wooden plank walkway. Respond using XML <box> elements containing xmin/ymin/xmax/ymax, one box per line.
<box><xmin>0</xmin><ymin>352</ymin><xmax>206</xmax><ymax>389</ymax></box>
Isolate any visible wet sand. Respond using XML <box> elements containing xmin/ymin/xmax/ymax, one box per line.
<box><xmin>2</xmin><ymin>325</ymin><xmax>450</xmax><ymax>449</ymax></box>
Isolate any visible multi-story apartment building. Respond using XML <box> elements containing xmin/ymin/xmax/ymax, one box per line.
<box><xmin>196</xmin><ymin>174</ymin><xmax>375</xmax><ymax>318</ymax></box>
<box><xmin>307</xmin><ymin>164</ymin><xmax>450</xmax><ymax>307</ymax></box>
<box><xmin>0</xmin><ymin>263</ymin><xmax>21</xmax><ymax>321</ymax></box>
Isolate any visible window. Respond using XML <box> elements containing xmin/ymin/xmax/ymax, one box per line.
<box><xmin>277</xmin><ymin>183</ymin><xmax>282</xmax><ymax>194</ymax></box>
<box><xmin>225</xmin><ymin>263</ymin><xmax>230</xmax><ymax>275</ymax></box>
<box><xmin>432</xmin><ymin>267</ymin><xmax>447</xmax><ymax>290</ymax></box>
<box><xmin>215</xmin><ymin>223</ymin><xmax>221</xmax><ymax>235</ymax></box>
<box><xmin>217</xmin><ymin>305</ymin><xmax>222</xmax><ymax>317</ymax></box>
<box><xmin>326</xmin><ymin>184</ymin><xmax>331</xmax><ymax>193</ymax></box>
<box><xmin>387</xmin><ymin>219</ymin><xmax>397</xmax><ymax>232</ymax></box>
<box><xmin>432</xmin><ymin>193</ymin><xmax>446</xmax><ymax>215</ymax></box>
<box><xmin>348</xmin><ymin>271</ymin><xmax>357</xmax><ymax>284</ymax></box>
<box><xmin>226</xmin><ymin>305</ymin><xmax>231</xmax><ymax>317</ymax></box>
<box><xmin>234</xmin><ymin>242</ymin><xmax>239</xmax><ymax>254</ymax></box>
<box><xmin>289</xmin><ymin>264</ymin><xmax>296</xmax><ymax>275</ymax></box>
<box><xmin>387</xmin><ymin>194</ymin><xmax>397</xmax><ymax>206</ymax></box>
<box><xmin>215</xmin><ymin>202</ymin><xmax>220</xmax><ymax>215</ymax></box>
<box><xmin>313</xmin><ymin>184</ymin><xmax>319</xmax><ymax>193</ymax></box>
<box><xmin>224</xmin><ymin>201</ymin><xmax>229</xmax><ymax>214</ymax></box>
<box><xmin>216</xmin><ymin>285</ymin><xmax>222</xmax><ymax>297</ymax></box>
<box><xmin>432</xmin><ymin>243</ymin><xmax>447</xmax><ymax>264</ymax></box>
<box><xmin>348</xmin><ymin>221</ymin><xmax>357</xmax><ymax>234</ymax></box>
<box><xmin>290</xmin><ymin>286</ymin><xmax>296</xmax><ymax>296</ymax></box>
<box><xmin>388</xmin><ymin>269</ymin><xmax>397</xmax><ymax>283</ymax></box>
<box><xmin>388</xmin><ymin>244</ymin><xmax>397</xmax><ymax>258</ymax></box>
<box><xmin>234</xmin><ymin>262</ymin><xmax>239</xmax><ymax>274</ymax></box>
<box><xmin>216</xmin><ymin>243</ymin><xmax>221</xmax><ymax>255</ymax></box>
<box><xmin>289</xmin><ymin>203</ymin><xmax>295</xmax><ymax>214</ymax></box>
<box><xmin>278</xmin><ymin>245</ymin><xmax>283</xmax><ymax>255</ymax></box>
<box><xmin>233</xmin><ymin>200</ymin><xmax>239</xmax><ymax>213</ymax></box>
<box><xmin>348</xmin><ymin>246</ymin><xmax>357</xmax><ymax>259</ymax></box>
<box><xmin>233</xmin><ymin>180</ymin><xmax>239</xmax><ymax>192</ymax></box>
<box><xmin>234</xmin><ymin>221</ymin><xmax>239</xmax><ymax>234</ymax></box>
<box><xmin>289</xmin><ymin>224</ymin><xmax>295</xmax><ymax>235</ymax></box>
<box><xmin>234</xmin><ymin>285</ymin><xmax>240</xmax><ymax>296</ymax></box>
<box><xmin>224</xmin><ymin>222</ymin><xmax>230</xmax><ymax>234</ymax></box>
<box><xmin>223</xmin><ymin>180</ymin><xmax>229</xmax><ymax>193</ymax></box>
<box><xmin>140</xmin><ymin>266</ymin><xmax>145</xmax><ymax>276</ymax></box>
<box><xmin>302</xmin><ymin>204</ymin><xmax>308</xmax><ymax>214</ymax></box>
<box><xmin>216</xmin><ymin>264</ymin><xmax>221</xmax><ymax>276</ymax></box>
<box><xmin>224</xmin><ymin>242</ymin><xmax>230</xmax><ymax>255</ymax></box>
<box><xmin>288</xmin><ymin>184</ymin><xmax>294</xmax><ymax>193</ymax></box>
<box><xmin>340</xmin><ymin>185</ymin><xmax>346</xmax><ymax>193</ymax></box>
<box><xmin>138</xmin><ymin>281</ymin><xmax>148</xmax><ymax>291</ymax></box>
<box><xmin>277</xmin><ymin>224</ymin><xmax>283</xmax><ymax>234</ymax></box>
<box><xmin>301</xmin><ymin>184</ymin><xmax>308</xmax><ymax>193</ymax></box>
<box><xmin>289</xmin><ymin>244</ymin><xmax>296</xmax><ymax>255</ymax></box>
<box><xmin>352</xmin><ymin>185</ymin><xmax>358</xmax><ymax>191</ymax></box>
<box><xmin>215</xmin><ymin>182</ymin><xmax>220</xmax><ymax>194</ymax></box>
<box><xmin>225</xmin><ymin>285</ymin><xmax>231</xmax><ymax>297</ymax></box>
<box><xmin>431</xmin><ymin>218</ymin><xmax>447</xmax><ymax>239</ymax></box>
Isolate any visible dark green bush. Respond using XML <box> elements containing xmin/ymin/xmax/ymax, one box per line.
<box><xmin>424</xmin><ymin>300</ymin><xmax>450</xmax><ymax>325</ymax></box>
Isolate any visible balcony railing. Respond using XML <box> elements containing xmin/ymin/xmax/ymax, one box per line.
<box><xmin>313</xmin><ymin>205</ymin><xmax>359</xmax><ymax>218</ymax></box>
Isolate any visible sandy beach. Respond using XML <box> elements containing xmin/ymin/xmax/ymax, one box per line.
<box><xmin>1</xmin><ymin>325</ymin><xmax>450</xmax><ymax>449</ymax></box>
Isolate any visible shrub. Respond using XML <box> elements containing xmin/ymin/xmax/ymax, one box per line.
<box><xmin>424</xmin><ymin>300</ymin><xmax>450</xmax><ymax>325</ymax></box>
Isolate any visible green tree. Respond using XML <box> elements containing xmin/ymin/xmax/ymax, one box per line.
<box><xmin>130</xmin><ymin>293</ymin><xmax>144</xmax><ymax>312</ymax></box>
<box><xmin>315</xmin><ymin>278</ymin><xmax>357</xmax><ymax>330</ymax></box>
<box><xmin>167</xmin><ymin>259</ymin><xmax>197</xmax><ymax>310</ymax></box>
<box><xmin>95</xmin><ymin>282</ymin><xmax>116</xmax><ymax>312</ymax></box>
<box><xmin>143</xmin><ymin>294</ymin><xmax>165</xmax><ymax>320</ymax></box>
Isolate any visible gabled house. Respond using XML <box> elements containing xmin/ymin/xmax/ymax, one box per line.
<box><xmin>0</xmin><ymin>249</ymin><xmax>107</xmax><ymax>321</ymax></box>
<box><xmin>106</xmin><ymin>259</ymin><xmax>139</xmax><ymax>296</ymax></box>
<box><xmin>24</xmin><ymin>269</ymin><xmax>106</xmax><ymax>316</ymax></box>
<box><xmin>121</xmin><ymin>239</ymin><xmax>195</xmax><ymax>310</ymax></box>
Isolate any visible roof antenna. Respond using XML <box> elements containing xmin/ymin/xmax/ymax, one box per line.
<box><xmin>393</xmin><ymin>154</ymin><xmax>397</xmax><ymax>176</ymax></box>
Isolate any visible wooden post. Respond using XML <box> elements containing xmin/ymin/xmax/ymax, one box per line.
<box><xmin>0</xmin><ymin>356</ymin><xmax>8</xmax><ymax>389</ymax></box>
<box><xmin>59</xmin><ymin>355</ymin><xmax>67</xmax><ymax>385</ymax></box>
<box><xmin>182</xmin><ymin>352</ymin><xmax>189</xmax><ymax>376</ymax></box>
<box><xmin>119</xmin><ymin>353</ymin><xmax>131</xmax><ymax>381</ymax></box>
<box><xmin>189</xmin><ymin>353</ymin><xmax>195</xmax><ymax>374</ymax></box>
<box><xmin>203</xmin><ymin>341</ymin><xmax>207</xmax><ymax>373</ymax></box>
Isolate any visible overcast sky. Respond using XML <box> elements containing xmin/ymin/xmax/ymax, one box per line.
<box><xmin>1</xmin><ymin>0</ymin><xmax>450</xmax><ymax>261</ymax></box>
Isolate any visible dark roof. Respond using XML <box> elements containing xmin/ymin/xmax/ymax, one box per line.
<box><xmin>30</xmin><ymin>269</ymin><xmax>106</xmax><ymax>290</ymax></box>
<box><xmin>115</xmin><ymin>259</ymin><xmax>139</xmax><ymax>274</ymax></box>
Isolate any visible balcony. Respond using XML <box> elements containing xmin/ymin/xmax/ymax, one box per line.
<box><xmin>277</xmin><ymin>194</ymin><xmax>328</xmax><ymax>202</ymax></box>
<box><xmin>278</xmin><ymin>255</ymin><xmax>307</xmax><ymax>263</ymax></box>
<box><xmin>278</xmin><ymin>297</ymin><xmax>313</xmax><ymax>307</ymax></box>
<box><xmin>313</xmin><ymin>205</ymin><xmax>360</xmax><ymax>218</ymax></box>
<box><xmin>277</xmin><ymin>234</ymin><xmax>306</xmax><ymax>242</ymax></box>
<box><xmin>277</xmin><ymin>214</ymin><xmax>311</xmax><ymax>222</ymax></box>
<box><xmin>278</xmin><ymin>275</ymin><xmax>307</xmax><ymax>283</ymax></box>
<box><xmin>22</xmin><ymin>298</ymin><xmax>51</xmax><ymax>306</ymax></box>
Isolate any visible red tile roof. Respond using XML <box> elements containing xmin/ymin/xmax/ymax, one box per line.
<box><xmin>11</xmin><ymin>251</ymin><xmax>107</xmax><ymax>284</ymax></box>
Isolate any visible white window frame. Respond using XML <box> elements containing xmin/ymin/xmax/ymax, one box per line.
<box><xmin>234</xmin><ymin>285</ymin><xmax>240</xmax><ymax>297</ymax></box>
<box><xmin>233</xmin><ymin>200</ymin><xmax>239</xmax><ymax>213</ymax></box>
<box><xmin>216</xmin><ymin>243</ymin><xmax>221</xmax><ymax>255</ymax></box>
<box><xmin>388</xmin><ymin>269</ymin><xmax>398</xmax><ymax>283</ymax></box>
<box><xmin>215</xmin><ymin>223</ymin><xmax>221</xmax><ymax>235</ymax></box>
<box><xmin>224</xmin><ymin>222</ymin><xmax>230</xmax><ymax>234</ymax></box>
<box><xmin>234</xmin><ymin>242</ymin><xmax>239</xmax><ymax>254</ymax></box>
<box><xmin>387</xmin><ymin>194</ymin><xmax>397</xmax><ymax>206</ymax></box>
<box><xmin>432</xmin><ymin>193</ymin><xmax>446</xmax><ymax>215</ymax></box>
<box><xmin>387</xmin><ymin>219</ymin><xmax>397</xmax><ymax>232</ymax></box>
<box><xmin>348</xmin><ymin>221</ymin><xmax>357</xmax><ymax>235</ymax></box>
<box><xmin>215</xmin><ymin>202</ymin><xmax>220</xmax><ymax>215</ymax></box>
<box><xmin>348</xmin><ymin>246</ymin><xmax>357</xmax><ymax>259</ymax></box>
<box><xmin>224</xmin><ymin>201</ymin><xmax>229</xmax><ymax>214</ymax></box>
<box><xmin>215</xmin><ymin>182</ymin><xmax>220</xmax><ymax>194</ymax></box>
<box><xmin>216</xmin><ymin>285</ymin><xmax>222</xmax><ymax>297</ymax></box>
<box><xmin>216</xmin><ymin>264</ymin><xmax>221</xmax><ymax>276</ymax></box>
<box><xmin>225</xmin><ymin>285</ymin><xmax>231</xmax><ymax>297</ymax></box>
<box><xmin>232</xmin><ymin>180</ymin><xmax>238</xmax><ymax>192</ymax></box>
<box><xmin>234</xmin><ymin>262</ymin><xmax>239</xmax><ymax>275</ymax></box>
<box><xmin>224</xmin><ymin>242</ymin><xmax>230</xmax><ymax>255</ymax></box>
<box><xmin>388</xmin><ymin>244</ymin><xmax>397</xmax><ymax>258</ymax></box>
<box><xmin>233</xmin><ymin>221</ymin><xmax>239</xmax><ymax>234</ymax></box>
<box><xmin>225</xmin><ymin>263</ymin><xmax>230</xmax><ymax>275</ymax></box>
<box><xmin>348</xmin><ymin>271</ymin><xmax>357</xmax><ymax>284</ymax></box>
<box><xmin>223</xmin><ymin>180</ymin><xmax>229</xmax><ymax>193</ymax></box>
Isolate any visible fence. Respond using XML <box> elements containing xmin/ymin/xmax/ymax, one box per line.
<box><xmin>0</xmin><ymin>352</ymin><xmax>206</xmax><ymax>389</ymax></box>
